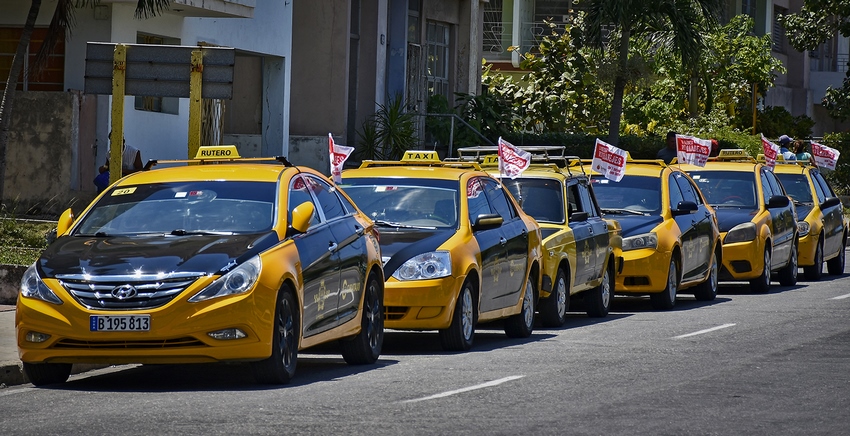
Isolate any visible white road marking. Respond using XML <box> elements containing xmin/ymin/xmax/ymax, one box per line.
<box><xmin>830</xmin><ymin>293</ymin><xmax>850</xmax><ymax>300</ymax></box>
<box><xmin>401</xmin><ymin>375</ymin><xmax>525</xmax><ymax>403</ymax></box>
<box><xmin>673</xmin><ymin>323</ymin><xmax>736</xmax><ymax>339</ymax></box>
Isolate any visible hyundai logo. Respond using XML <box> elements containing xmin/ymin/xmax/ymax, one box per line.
<box><xmin>111</xmin><ymin>284</ymin><xmax>138</xmax><ymax>300</ymax></box>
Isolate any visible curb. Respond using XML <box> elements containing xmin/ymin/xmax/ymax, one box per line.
<box><xmin>0</xmin><ymin>362</ymin><xmax>111</xmax><ymax>388</ymax></box>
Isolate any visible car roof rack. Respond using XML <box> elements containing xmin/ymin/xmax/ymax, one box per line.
<box><xmin>453</xmin><ymin>145</ymin><xmax>589</xmax><ymax>177</ymax></box>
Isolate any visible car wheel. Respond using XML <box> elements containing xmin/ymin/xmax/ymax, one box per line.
<box><xmin>505</xmin><ymin>277</ymin><xmax>536</xmax><ymax>338</ymax></box>
<box><xmin>750</xmin><ymin>247</ymin><xmax>771</xmax><ymax>293</ymax></box>
<box><xmin>693</xmin><ymin>250</ymin><xmax>719</xmax><ymax>301</ymax></box>
<box><xmin>252</xmin><ymin>287</ymin><xmax>299</xmax><ymax>384</ymax></box>
<box><xmin>827</xmin><ymin>238</ymin><xmax>846</xmax><ymax>275</ymax></box>
<box><xmin>650</xmin><ymin>259</ymin><xmax>678</xmax><ymax>310</ymax></box>
<box><xmin>439</xmin><ymin>280</ymin><xmax>476</xmax><ymax>351</ymax></box>
<box><xmin>803</xmin><ymin>238</ymin><xmax>823</xmax><ymax>281</ymax></box>
<box><xmin>585</xmin><ymin>263</ymin><xmax>612</xmax><ymax>317</ymax></box>
<box><xmin>778</xmin><ymin>243</ymin><xmax>798</xmax><ymax>286</ymax></box>
<box><xmin>539</xmin><ymin>268</ymin><xmax>569</xmax><ymax>327</ymax></box>
<box><xmin>22</xmin><ymin>362</ymin><xmax>71</xmax><ymax>387</ymax></box>
<box><xmin>340</xmin><ymin>273</ymin><xmax>384</xmax><ymax>365</ymax></box>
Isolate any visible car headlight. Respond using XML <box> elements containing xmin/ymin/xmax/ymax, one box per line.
<box><xmin>20</xmin><ymin>263</ymin><xmax>62</xmax><ymax>305</ymax></box>
<box><xmin>724</xmin><ymin>222</ymin><xmax>757</xmax><ymax>244</ymax></box>
<box><xmin>392</xmin><ymin>251</ymin><xmax>451</xmax><ymax>281</ymax></box>
<box><xmin>189</xmin><ymin>256</ymin><xmax>261</xmax><ymax>302</ymax></box>
<box><xmin>797</xmin><ymin>221</ymin><xmax>810</xmax><ymax>238</ymax></box>
<box><xmin>621</xmin><ymin>233</ymin><xmax>657</xmax><ymax>251</ymax></box>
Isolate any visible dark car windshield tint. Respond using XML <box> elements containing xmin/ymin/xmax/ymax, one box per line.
<box><xmin>501</xmin><ymin>178</ymin><xmax>565</xmax><ymax>223</ymax></box>
<box><xmin>775</xmin><ymin>173</ymin><xmax>814</xmax><ymax>204</ymax></box>
<box><xmin>341</xmin><ymin>178</ymin><xmax>459</xmax><ymax>228</ymax></box>
<box><xmin>76</xmin><ymin>181</ymin><xmax>276</xmax><ymax>235</ymax></box>
<box><xmin>591</xmin><ymin>175</ymin><xmax>661</xmax><ymax>215</ymax></box>
<box><xmin>688</xmin><ymin>171</ymin><xmax>758</xmax><ymax>208</ymax></box>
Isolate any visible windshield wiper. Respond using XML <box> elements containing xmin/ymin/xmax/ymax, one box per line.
<box><xmin>170</xmin><ymin>229</ymin><xmax>235</xmax><ymax>236</ymax></box>
<box><xmin>601</xmin><ymin>208</ymin><xmax>647</xmax><ymax>216</ymax></box>
<box><xmin>373</xmin><ymin>220</ymin><xmax>436</xmax><ymax>230</ymax></box>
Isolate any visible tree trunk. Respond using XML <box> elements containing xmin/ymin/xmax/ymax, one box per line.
<box><xmin>607</xmin><ymin>28</ymin><xmax>630</xmax><ymax>147</ymax></box>
<box><xmin>0</xmin><ymin>0</ymin><xmax>42</xmax><ymax>207</ymax></box>
<box><xmin>688</xmin><ymin>74</ymin><xmax>699</xmax><ymax>117</ymax></box>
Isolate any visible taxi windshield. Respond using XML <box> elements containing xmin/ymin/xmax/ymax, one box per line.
<box><xmin>688</xmin><ymin>171</ymin><xmax>758</xmax><ymax>208</ymax></box>
<box><xmin>76</xmin><ymin>181</ymin><xmax>276</xmax><ymax>236</ymax></box>
<box><xmin>775</xmin><ymin>173</ymin><xmax>814</xmax><ymax>204</ymax></box>
<box><xmin>591</xmin><ymin>175</ymin><xmax>661</xmax><ymax>215</ymax></box>
<box><xmin>341</xmin><ymin>178</ymin><xmax>459</xmax><ymax>228</ymax></box>
<box><xmin>501</xmin><ymin>178</ymin><xmax>564</xmax><ymax>223</ymax></box>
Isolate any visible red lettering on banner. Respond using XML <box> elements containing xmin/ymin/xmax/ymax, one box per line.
<box><xmin>594</xmin><ymin>147</ymin><xmax>624</xmax><ymax>166</ymax></box>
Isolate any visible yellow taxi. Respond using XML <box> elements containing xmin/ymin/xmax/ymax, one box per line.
<box><xmin>340</xmin><ymin>151</ymin><xmax>543</xmax><ymax>351</ymax></box>
<box><xmin>678</xmin><ymin>150</ymin><xmax>799</xmax><ymax>292</ymax></box>
<box><xmin>456</xmin><ymin>146</ymin><xmax>619</xmax><ymax>327</ymax></box>
<box><xmin>582</xmin><ymin>158</ymin><xmax>722</xmax><ymax>310</ymax></box>
<box><xmin>771</xmin><ymin>159</ymin><xmax>847</xmax><ymax>279</ymax></box>
<box><xmin>17</xmin><ymin>146</ymin><xmax>385</xmax><ymax>386</ymax></box>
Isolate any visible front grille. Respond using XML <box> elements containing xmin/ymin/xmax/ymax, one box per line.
<box><xmin>54</xmin><ymin>337</ymin><xmax>205</xmax><ymax>349</ymax></box>
<box><xmin>56</xmin><ymin>272</ymin><xmax>206</xmax><ymax>311</ymax></box>
<box><xmin>385</xmin><ymin>306</ymin><xmax>408</xmax><ymax>320</ymax></box>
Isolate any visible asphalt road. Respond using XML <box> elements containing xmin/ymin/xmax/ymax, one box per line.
<box><xmin>1</xmin><ymin>270</ymin><xmax>849</xmax><ymax>435</ymax></box>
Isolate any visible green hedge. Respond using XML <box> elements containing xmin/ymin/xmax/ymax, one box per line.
<box><xmin>820</xmin><ymin>132</ymin><xmax>850</xmax><ymax>196</ymax></box>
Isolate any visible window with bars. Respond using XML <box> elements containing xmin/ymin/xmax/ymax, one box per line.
<box><xmin>773</xmin><ymin>6</ymin><xmax>787</xmax><ymax>53</ymax></box>
<box><xmin>425</xmin><ymin>21</ymin><xmax>450</xmax><ymax>101</ymax></box>
<box><xmin>134</xmin><ymin>33</ymin><xmax>180</xmax><ymax>115</ymax></box>
<box><xmin>0</xmin><ymin>27</ymin><xmax>65</xmax><ymax>92</ymax></box>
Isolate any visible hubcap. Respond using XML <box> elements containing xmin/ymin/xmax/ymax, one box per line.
<box><xmin>366</xmin><ymin>282</ymin><xmax>381</xmax><ymax>349</ymax></box>
<box><xmin>523</xmin><ymin>281</ymin><xmax>534</xmax><ymax>328</ymax></box>
<box><xmin>601</xmin><ymin>269</ymin><xmax>611</xmax><ymax>308</ymax></box>
<box><xmin>667</xmin><ymin>262</ymin><xmax>677</xmax><ymax>304</ymax></box>
<box><xmin>461</xmin><ymin>287</ymin><xmax>473</xmax><ymax>340</ymax></box>
<box><xmin>709</xmin><ymin>255</ymin><xmax>718</xmax><ymax>292</ymax></box>
<box><xmin>764</xmin><ymin>250</ymin><xmax>771</xmax><ymax>285</ymax></box>
<box><xmin>278</xmin><ymin>298</ymin><xmax>295</xmax><ymax>368</ymax></box>
<box><xmin>556</xmin><ymin>275</ymin><xmax>567</xmax><ymax>318</ymax></box>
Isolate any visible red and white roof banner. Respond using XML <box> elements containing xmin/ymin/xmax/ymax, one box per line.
<box><xmin>497</xmin><ymin>137</ymin><xmax>531</xmax><ymax>179</ymax></box>
<box><xmin>329</xmin><ymin>133</ymin><xmax>354</xmax><ymax>183</ymax></box>
<box><xmin>761</xmin><ymin>134</ymin><xmax>779</xmax><ymax>170</ymax></box>
<box><xmin>591</xmin><ymin>138</ymin><xmax>627</xmax><ymax>182</ymax></box>
<box><xmin>811</xmin><ymin>141</ymin><xmax>840</xmax><ymax>170</ymax></box>
<box><xmin>675</xmin><ymin>134</ymin><xmax>711</xmax><ymax>167</ymax></box>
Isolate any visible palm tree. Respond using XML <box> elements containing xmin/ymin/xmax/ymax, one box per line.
<box><xmin>0</xmin><ymin>0</ymin><xmax>169</xmax><ymax>205</ymax></box>
<box><xmin>583</xmin><ymin>0</ymin><xmax>722</xmax><ymax>146</ymax></box>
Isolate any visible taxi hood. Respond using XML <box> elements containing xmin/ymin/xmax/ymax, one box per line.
<box><xmin>375</xmin><ymin>227</ymin><xmax>455</xmax><ymax>275</ymax></box>
<box><xmin>37</xmin><ymin>232</ymin><xmax>279</xmax><ymax>278</ymax></box>
<box><xmin>613</xmin><ymin>215</ymin><xmax>664</xmax><ymax>238</ymax></box>
<box><xmin>713</xmin><ymin>208</ymin><xmax>758</xmax><ymax>233</ymax></box>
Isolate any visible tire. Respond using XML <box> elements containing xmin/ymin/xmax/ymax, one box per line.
<box><xmin>693</xmin><ymin>250</ymin><xmax>719</xmax><ymax>301</ymax></box>
<box><xmin>252</xmin><ymin>288</ymin><xmax>299</xmax><ymax>384</ymax></box>
<box><xmin>505</xmin><ymin>277</ymin><xmax>536</xmax><ymax>338</ymax></box>
<box><xmin>23</xmin><ymin>362</ymin><xmax>71</xmax><ymax>386</ymax></box>
<box><xmin>585</xmin><ymin>262</ymin><xmax>612</xmax><ymax>318</ymax></box>
<box><xmin>340</xmin><ymin>273</ymin><xmax>384</xmax><ymax>365</ymax></box>
<box><xmin>650</xmin><ymin>259</ymin><xmax>678</xmax><ymax>310</ymax></box>
<box><xmin>827</xmin><ymin>238</ymin><xmax>846</xmax><ymax>275</ymax></box>
<box><xmin>439</xmin><ymin>280</ymin><xmax>476</xmax><ymax>351</ymax></box>
<box><xmin>778</xmin><ymin>242</ymin><xmax>798</xmax><ymax>286</ymax></box>
<box><xmin>803</xmin><ymin>238</ymin><xmax>823</xmax><ymax>281</ymax></box>
<box><xmin>750</xmin><ymin>247</ymin><xmax>771</xmax><ymax>293</ymax></box>
<box><xmin>539</xmin><ymin>268</ymin><xmax>569</xmax><ymax>327</ymax></box>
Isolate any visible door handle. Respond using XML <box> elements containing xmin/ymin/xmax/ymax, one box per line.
<box><xmin>521</xmin><ymin>229</ymin><xmax>527</xmax><ymax>239</ymax></box>
<box><xmin>589</xmin><ymin>227</ymin><xmax>594</xmax><ymax>234</ymax></box>
<box><xmin>328</xmin><ymin>242</ymin><xmax>338</xmax><ymax>252</ymax></box>
<box><xmin>500</xmin><ymin>237</ymin><xmax>507</xmax><ymax>246</ymax></box>
<box><xmin>354</xmin><ymin>225</ymin><xmax>364</xmax><ymax>236</ymax></box>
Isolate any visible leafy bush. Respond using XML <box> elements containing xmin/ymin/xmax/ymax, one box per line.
<box><xmin>0</xmin><ymin>217</ymin><xmax>53</xmax><ymax>265</ymax></box>
<box><xmin>820</xmin><ymin>132</ymin><xmax>850</xmax><ymax>195</ymax></box>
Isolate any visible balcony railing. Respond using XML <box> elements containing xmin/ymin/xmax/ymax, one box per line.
<box><xmin>483</xmin><ymin>20</ymin><xmax>570</xmax><ymax>61</ymax></box>
<box><xmin>810</xmin><ymin>53</ymin><xmax>849</xmax><ymax>73</ymax></box>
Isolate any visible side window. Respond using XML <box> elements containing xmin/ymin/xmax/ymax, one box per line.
<box><xmin>760</xmin><ymin>171</ymin><xmax>774</xmax><ymax>202</ymax></box>
<box><xmin>766</xmin><ymin>171</ymin><xmax>784</xmax><ymax>197</ymax></box>
<box><xmin>567</xmin><ymin>183</ymin><xmax>581</xmax><ymax>216</ymax></box>
<box><xmin>289</xmin><ymin>176</ymin><xmax>321</xmax><ymax>228</ymax></box>
<box><xmin>576</xmin><ymin>183</ymin><xmax>598</xmax><ymax>217</ymax></box>
<box><xmin>481</xmin><ymin>178</ymin><xmax>515</xmax><ymax>220</ymax></box>
<box><xmin>335</xmin><ymin>188</ymin><xmax>359</xmax><ymax>215</ymax></box>
<box><xmin>673</xmin><ymin>172</ymin><xmax>699</xmax><ymax>203</ymax></box>
<box><xmin>466</xmin><ymin>178</ymin><xmax>492</xmax><ymax>222</ymax></box>
<box><xmin>812</xmin><ymin>172</ymin><xmax>831</xmax><ymax>201</ymax></box>
<box><xmin>309</xmin><ymin>176</ymin><xmax>346</xmax><ymax>221</ymax></box>
<box><xmin>668</xmin><ymin>174</ymin><xmax>685</xmax><ymax>210</ymax></box>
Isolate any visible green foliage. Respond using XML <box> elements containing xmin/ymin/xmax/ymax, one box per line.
<box><xmin>779</xmin><ymin>1</ymin><xmax>850</xmax><ymax>52</ymax></box>
<box><xmin>753</xmin><ymin>106</ymin><xmax>816</xmax><ymax>140</ymax></box>
<box><xmin>820</xmin><ymin>132</ymin><xmax>850</xmax><ymax>195</ymax></box>
<box><xmin>0</xmin><ymin>217</ymin><xmax>53</xmax><ymax>265</ymax></box>
<box><xmin>822</xmin><ymin>73</ymin><xmax>850</xmax><ymax>122</ymax></box>
<box><xmin>356</xmin><ymin>95</ymin><xmax>417</xmax><ymax>161</ymax></box>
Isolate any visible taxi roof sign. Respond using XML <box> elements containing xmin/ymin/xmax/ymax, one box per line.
<box><xmin>401</xmin><ymin>150</ymin><xmax>441</xmax><ymax>163</ymax></box>
<box><xmin>482</xmin><ymin>155</ymin><xmax>499</xmax><ymax>165</ymax></box>
<box><xmin>714</xmin><ymin>149</ymin><xmax>756</xmax><ymax>162</ymax></box>
<box><xmin>194</xmin><ymin>145</ymin><xmax>241</xmax><ymax>160</ymax></box>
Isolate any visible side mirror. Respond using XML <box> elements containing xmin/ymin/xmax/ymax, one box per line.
<box><xmin>288</xmin><ymin>201</ymin><xmax>315</xmax><ymax>236</ymax></box>
<box><xmin>767</xmin><ymin>195</ymin><xmax>790</xmax><ymax>209</ymax></box>
<box><xmin>569</xmin><ymin>211</ymin><xmax>588</xmax><ymax>223</ymax></box>
<box><xmin>55</xmin><ymin>208</ymin><xmax>75</xmax><ymax>238</ymax></box>
<box><xmin>672</xmin><ymin>201</ymin><xmax>698</xmax><ymax>216</ymax></box>
<box><xmin>473</xmin><ymin>213</ymin><xmax>503</xmax><ymax>230</ymax></box>
<box><xmin>821</xmin><ymin>196</ymin><xmax>841</xmax><ymax>209</ymax></box>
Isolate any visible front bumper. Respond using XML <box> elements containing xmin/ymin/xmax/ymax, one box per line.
<box><xmin>615</xmin><ymin>248</ymin><xmax>671</xmax><ymax>294</ymax></box>
<box><xmin>16</xmin><ymin>277</ymin><xmax>276</xmax><ymax>365</ymax></box>
<box><xmin>383</xmin><ymin>275</ymin><xmax>464</xmax><ymax>330</ymax></box>
<box><xmin>718</xmin><ymin>238</ymin><xmax>764</xmax><ymax>281</ymax></box>
<box><xmin>796</xmin><ymin>232</ymin><xmax>818</xmax><ymax>267</ymax></box>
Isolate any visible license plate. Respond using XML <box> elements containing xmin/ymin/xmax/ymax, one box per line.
<box><xmin>90</xmin><ymin>315</ymin><xmax>151</xmax><ymax>332</ymax></box>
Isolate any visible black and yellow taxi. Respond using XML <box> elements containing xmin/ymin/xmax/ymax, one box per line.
<box><xmin>678</xmin><ymin>149</ymin><xmax>799</xmax><ymax>292</ymax></box>
<box><xmin>340</xmin><ymin>151</ymin><xmax>543</xmax><ymax>351</ymax></box>
<box><xmin>581</xmin><ymin>158</ymin><xmax>722</xmax><ymax>310</ymax></box>
<box><xmin>771</xmin><ymin>158</ymin><xmax>846</xmax><ymax>279</ymax></box>
<box><xmin>456</xmin><ymin>146</ymin><xmax>619</xmax><ymax>327</ymax></box>
<box><xmin>17</xmin><ymin>146</ymin><xmax>385</xmax><ymax>386</ymax></box>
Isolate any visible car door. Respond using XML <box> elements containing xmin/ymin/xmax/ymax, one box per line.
<box><xmin>668</xmin><ymin>172</ymin><xmax>699</xmax><ymax>281</ymax></box>
<box><xmin>762</xmin><ymin>169</ymin><xmax>795</xmax><ymax>268</ymax></box>
<box><xmin>576</xmin><ymin>179</ymin><xmax>608</xmax><ymax>282</ymax></box>
<box><xmin>306</xmin><ymin>176</ymin><xmax>367</xmax><ymax>326</ymax></box>
<box><xmin>566</xmin><ymin>181</ymin><xmax>595</xmax><ymax>286</ymax></box>
<box><xmin>811</xmin><ymin>171</ymin><xmax>845</xmax><ymax>258</ymax></box>
<box><xmin>288</xmin><ymin>175</ymin><xmax>341</xmax><ymax>337</ymax></box>
<box><xmin>672</xmin><ymin>172</ymin><xmax>713</xmax><ymax>281</ymax></box>
<box><xmin>481</xmin><ymin>177</ymin><xmax>528</xmax><ymax>311</ymax></box>
<box><xmin>467</xmin><ymin>177</ymin><xmax>504</xmax><ymax>313</ymax></box>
